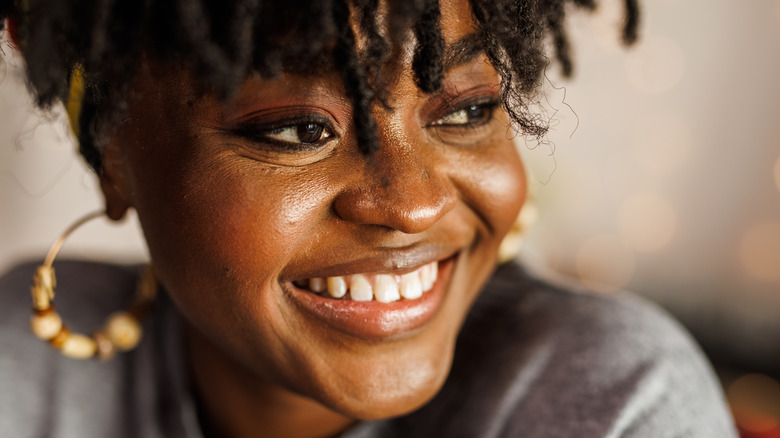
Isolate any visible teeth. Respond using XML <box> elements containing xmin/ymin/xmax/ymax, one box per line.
<box><xmin>327</xmin><ymin>276</ymin><xmax>347</xmax><ymax>298</ymax></box>
<box><xmin>374</xmin><ymin>275</ymin><xmax>401</xmax><ymax>303</ymax></box>
<box><xmin>420</xmin><ymin>264</ymin><xmax>433</xmax><ymax>291</ymax></box>
<box><xmin>310</xmin><ymin>277</ymin><xmax>326</xmax><ymax>293</ymax></box>
<box><xmin>400</xmin><ymin>272</ymin><xmax>423</xmax><ymax>299</ymax></box>
<box><xmin>302</xmin><ymin>261</ymin><xmax>440</xmax><ymax>302</ymax></box>
<box><xmin>350</xmin><ymin>274</ymin><xmax>373</xmax><ymax>301</ymax></box>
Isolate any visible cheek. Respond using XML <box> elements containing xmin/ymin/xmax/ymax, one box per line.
<box><xmin>117</xmin><ymin>119</ymin><xmax>334</xmax><ymax>323</ymax></box>
<box><xmin>123</xmin><ymin>145</ymin><xmax>345</xmax><ymax>378</ymax></box>
<box><xmin>451</xmin><ymin>139</ymin><xmax>526</xmax><ymax>241</ymax></box>
<box><xmin>139</xmin><ymin>161</ymin><xmax>331</xmax><ymax>285</ymax></box>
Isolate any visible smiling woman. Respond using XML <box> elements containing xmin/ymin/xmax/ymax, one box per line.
<box><xmin>0</xmin><ymin>0</ymin><xmax>737</xmax><ymax>437</ymax></box>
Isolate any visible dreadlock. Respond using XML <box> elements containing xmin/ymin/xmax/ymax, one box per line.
<box><xmin>0</xmin><ymin>0</ymin><xmax>640</xmax><ymax>172</ymax></box>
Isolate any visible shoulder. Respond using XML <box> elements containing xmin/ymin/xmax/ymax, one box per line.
<box><xmin>459</xmin><ymin>261</ymin><xmax>705</xmax><ymax>383</ymax></box>
<box><xmin>383</xmin><ymin>262</ymin><xmax>737</xmax><ymax>438</ymax></box>
<box><xmin>0</xmin><ymin>260</ymin><xmax>166</xmax><ymax>438</ymax></box>
<box><xmin>468</xmin><ymin>261</ymin><xmax>716</xmax><ymax>370</ymax></box>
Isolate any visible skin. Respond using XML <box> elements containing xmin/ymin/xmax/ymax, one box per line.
<box><xmin>100</xmin><ymin>1</ymin><xmax>526</xmax><ymax>437</ymax></box>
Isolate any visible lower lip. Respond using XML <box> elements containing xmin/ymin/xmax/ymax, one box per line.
<box><xmin>284</xmin><ymin>257</ymin><xmax>455</xmax><ymax>340</ymax></box>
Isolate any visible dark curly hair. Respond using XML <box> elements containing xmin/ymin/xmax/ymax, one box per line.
<box><xmin>0</xmin><ymin>0</ymin><xmax>639</xmax><ymax>172</ymax></box>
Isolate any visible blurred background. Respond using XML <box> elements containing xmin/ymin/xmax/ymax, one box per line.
<box><xmin>1</xmin><ymin>1</ymin><xmax>779</xmax><ymax>436</ymax></box>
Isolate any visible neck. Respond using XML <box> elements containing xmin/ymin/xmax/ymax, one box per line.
<box><xmin>185</xmin><ymin>323</ymin><xmax>356</xmax><ymax>438</ymax></box>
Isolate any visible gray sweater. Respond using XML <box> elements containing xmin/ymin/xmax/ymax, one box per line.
<box><xmin>0</xmin><ymin>261</ymin><xmax>737</xmax><ymax>437</ymax></box>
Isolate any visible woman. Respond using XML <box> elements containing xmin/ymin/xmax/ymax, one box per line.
<box><xmin>0</xmin><ymin>0</ymin><xmax>736</xmax><ymax>437</ymax></box>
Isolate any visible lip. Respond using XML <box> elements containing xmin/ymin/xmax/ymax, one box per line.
<box><xmin>283</xmin><ymin>253</ymin><xmax>457</xmax><ymax>340</ymax></box>
<box><xmin>287</xmin><ymin>242</ymin><xmax>460</xmax><ymax>280</ymax></box>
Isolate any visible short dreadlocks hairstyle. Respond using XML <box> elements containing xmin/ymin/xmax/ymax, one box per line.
<box><xmin>0</xmin><ymin>0</ymin><xmax>639</xmax><ymax>172</ymax></box>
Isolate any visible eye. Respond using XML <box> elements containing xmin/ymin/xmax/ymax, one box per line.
<box><xmin>431</xmin><ymin>99</ymin><xmax>500</xmax><ymax>127</ymax></box>
<box><xmin>264</xmin><ymin>123</ymin><xmax>332</xmax><ymax>145</ymax></box>
<box><xmin>233</xmin><ymin>115</ymin><xmax>337</xmax><ymax>151</ymax></box>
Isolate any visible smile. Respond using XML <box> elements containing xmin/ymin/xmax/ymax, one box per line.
<box><xmin>292</xmin><ymin>261</ymin><xmax>438</xmax><ymax>302</ymax></box>
<box><xmin>285</xmin><ymin>255</ymin><xmax>456</xmax><ymax>339</ymax></box>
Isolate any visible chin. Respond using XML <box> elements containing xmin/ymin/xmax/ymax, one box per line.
<box><xmin>288</xmin><ymin>251</ymin><xmax>491</xmax><ymax>421</ymax></box>
<box><xmin>321</xmin><ymin>346</ymin><xmax>455</xmax><ymax>421</ymax></box>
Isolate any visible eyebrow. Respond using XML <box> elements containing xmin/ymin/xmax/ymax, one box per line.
<box><xmin>441</xmin><ymin>33</ymin><xmax>486</xmax><ymax>72</ymax></box>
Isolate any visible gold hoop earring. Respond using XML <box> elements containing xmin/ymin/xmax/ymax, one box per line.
<box><xmin>29</xmin><ymin>211</ymin><xmax>157</xmax><ymax>360</ymax></box>
<box><xmin>498</xmin><ymin>202</ymin><xmax>538</xmax><ymax>264</ymax></box>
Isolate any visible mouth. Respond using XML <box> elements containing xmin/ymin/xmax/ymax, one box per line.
<box><xmin>284</xmin><ymin>254</ymin><xmax>457</xmax><ymax>340</ymax></box>
<box><xmin>291</xmin><ymin>260</ymin><xmax>438</xmax><ymax>302</ymax></box>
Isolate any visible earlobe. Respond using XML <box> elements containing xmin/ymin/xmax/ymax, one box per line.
<box><xmin>99</xmin><ymin>141</ymin><xmax>132</xmax><ymax>221</ymax></box>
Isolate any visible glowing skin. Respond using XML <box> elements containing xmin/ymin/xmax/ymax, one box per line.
<box><xmin>99</xmin><ymin>1</ymin><xmax>526</xmax><ymax>437</ymax></box>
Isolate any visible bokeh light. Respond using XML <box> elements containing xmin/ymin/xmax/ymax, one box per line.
<box><xmin>617</xmin><ymin>192</ymin><xmax>678</xmax><ymax>252</ymax></box>
<box><xmin>625</xmin><ymin>35</ymin><xmax>685</xmax><ymax>94</ymax></box>
<box><xmin>739</xmin><ymin>221</ymin><xmax>780</xmax><ymax>283</ymax></box>
<box><xmin>576</xmin><ymin>234</ymin><xmax>636</xmax><ymax>293</ymax></box>
<box><xmin>728</xmin><ymin>374</ymin><xmax>780</xmax><ymax>437</ymax></box>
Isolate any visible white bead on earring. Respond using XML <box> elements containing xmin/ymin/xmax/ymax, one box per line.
<box><xmin>29</xmin><ymin>211</ymin><xmax>157</xmax><ymax>360</ymax></box>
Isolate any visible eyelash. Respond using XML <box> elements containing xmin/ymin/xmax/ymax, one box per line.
<box><xmin>429</xmin><ymin>97</ymin><xmax>500</xmax><ymax>129</ymax></box>
<box><xmin>233</xmin><ymin>115</ymin><xmax>337</xmax><ymax>151</ymax></box>
<box><xmin>233</xmin><ymin>97</ymin><xmax>501</xmax><ymax>151</ymax></box>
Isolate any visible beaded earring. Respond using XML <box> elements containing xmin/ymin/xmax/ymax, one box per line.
<box><xmin>497</xmin><ymin>200</ymin><xmax>538</xmax><ymax>264</ymax></box>
<box><xmin>29</xmin><ymin>211</ymin><xmax>157</xmax><ymax>360</ymax></box>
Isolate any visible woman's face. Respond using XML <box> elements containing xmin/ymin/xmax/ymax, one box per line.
<box><xmin>102</xmin><ymin>0</ymin><xmax>525</xmax><ymax>420</ymax></box>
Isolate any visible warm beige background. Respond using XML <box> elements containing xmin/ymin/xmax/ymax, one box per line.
<box><xmin>0</xmin><ymin>36</ymin><xmax>148</xmax><ymax>270</ymax></box>
<box><xmin>2</xmin><ymin>1</ymin><xmax>779</xmax><ymax>371</ymax></box>
<box><xmin>518</xmin><ymin>0</ymin><xmax>780</xmax><ymax>371</ymax></box>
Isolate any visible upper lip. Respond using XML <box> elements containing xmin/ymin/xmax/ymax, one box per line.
<box><xmin>284</xmin><ymin>242</ymin><xmax>460</xmax><ymax>282</ymax></box>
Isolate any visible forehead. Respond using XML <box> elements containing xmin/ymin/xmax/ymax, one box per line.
<box><xmin>141</xmin><ymin>0</ymin><xmax>489</xmax><ymax>115</ymax></box>
<box><xmin>438</xmin><ymin>0</ymin><xmax>477</xmax><ymax>42</ymax></box>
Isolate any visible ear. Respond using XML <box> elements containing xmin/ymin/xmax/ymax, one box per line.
<box><xmin>99</xmin><ymin>139</ymin><xmax>133</xmax><ymax>221</ymax></box>
<box><xmin>6</xmin><ymin>17</ymin><xmax>20</xmax><ymax>47</ymax></box>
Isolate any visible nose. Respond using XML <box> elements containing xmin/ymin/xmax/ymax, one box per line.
<box><xmin>333</xmin><ymin>146</ymin><xmax>457</xmax><ymax>234</ymax></box>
